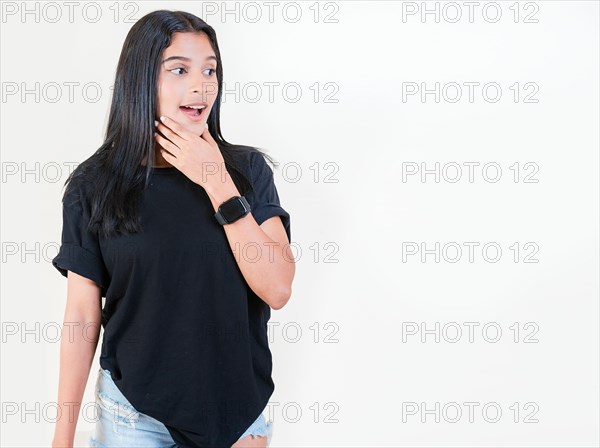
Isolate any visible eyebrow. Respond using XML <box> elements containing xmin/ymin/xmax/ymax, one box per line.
<box><xmin>162</xmin><ymin>55</ymin><xmax>217</xmax><ymax>64</ymax></box>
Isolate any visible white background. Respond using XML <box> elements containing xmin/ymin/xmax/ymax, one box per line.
<box><xmin>1</xmin><ymin>1</ymin><xmax>598</xmax><ymax>446</ymax></box>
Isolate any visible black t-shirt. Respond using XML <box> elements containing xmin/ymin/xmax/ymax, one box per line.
<box><xmin>51</xmin><ymin>150</ymin><xmax>291</xmax><ymax>447</ymax></box>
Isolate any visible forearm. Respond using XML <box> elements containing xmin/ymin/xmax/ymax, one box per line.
<box><xmin>53</xmin><ymin>311</ymin><xmax>100</xmax><ymax>446</ymax></box>
<box><xmin>206</xmin><ymin>181</ymin><xmax>294</xmax><ymax>309</ymax></box>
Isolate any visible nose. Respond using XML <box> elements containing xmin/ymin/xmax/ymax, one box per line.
<box><xmin>193</xmin><ymin>88</ymin><xmax>217</xmax><ymax>104</ymax></box>
<box><xmin>190</xmin><ymin>76</ymin><xmax>217</xmax><ymax>103</ymax></box>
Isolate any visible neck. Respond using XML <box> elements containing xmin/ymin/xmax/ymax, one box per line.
<box><xmin>141</xmin><ymin>145</ymin><xmax>173</xmax><ymax>168</ymax></box>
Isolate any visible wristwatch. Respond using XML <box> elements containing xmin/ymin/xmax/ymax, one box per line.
<box><xmin>214</xmin><ymin>195</ymin><xmax>252</xmax><ymax>225</ymax></box>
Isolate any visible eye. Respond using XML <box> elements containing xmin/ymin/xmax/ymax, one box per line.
<box><xmin>204</xmin><ymin>68</ymin><xmax>216</xmax><ymax>76</ymax></box>
<box><xmin>170</xmin><ymin>67</ymin><xmax>187</xmax><ymax>75</ymax></box>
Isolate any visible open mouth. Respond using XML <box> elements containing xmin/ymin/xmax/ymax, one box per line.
<box><xmin>179</xmin><ymin>104</ymin><xmax>207</xmax><ymax>121</ymax></box>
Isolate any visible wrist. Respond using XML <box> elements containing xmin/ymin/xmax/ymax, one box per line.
<box><xmin>206</xmin><ymin>178</ymin><xmax>240</xmax><ymax>211</ymax></box>
<box><xmin>214</xmin><ymin>195</ymin><xmax>251</xmax><ymax>225</ymax></box>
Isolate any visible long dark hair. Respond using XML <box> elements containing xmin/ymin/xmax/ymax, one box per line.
<box><xmin>61</xmin><ymin>9</ymin><xmax>276</xmax><ymax>239</ymax></box>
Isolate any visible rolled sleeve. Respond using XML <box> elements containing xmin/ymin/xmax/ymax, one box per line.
<box><xmin>51</xmin><ymin>180</ymin><xmax>109</xmax><ymax>293</ymax></box>
<box><xmin>248</xmin><ymin>151</ymin><xmax>292</xmax><ymax>243</ymax></box>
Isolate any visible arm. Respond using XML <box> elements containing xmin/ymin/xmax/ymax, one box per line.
<box><xmin>52</xmin><ymin>271</ymin><xmax>102</xmax><ymax>448</ymax></box>
<box><xmin>152</xmin><ymin>117</ymin><xmax>295</xmax><ymax>309</ymax></box>
<box><xmin>206</xmin><ymin>181</ymin><xmax>296</xmax><ymax>310</ymax></box>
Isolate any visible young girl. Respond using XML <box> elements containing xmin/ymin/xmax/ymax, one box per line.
<box><xmin>51</xmin><ymin>9</ymin><xmax>294</xmax><ymax>448</ymax></box>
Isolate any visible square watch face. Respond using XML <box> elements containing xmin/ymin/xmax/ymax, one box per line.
<box><xmin>220</xmin><ymin>197</ymin><xmax>247</xmax><ymax>221</ymax></box>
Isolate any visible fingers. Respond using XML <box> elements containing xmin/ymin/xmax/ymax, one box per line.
<box><xmin>154</xmin><ymin>132</ymin><xmax>179</xmax><ymax>157</ymax></box>
<box><xmin>156</xmin><ymin>115</ymin><xmax>194</xmax><ymax>142</ymax></box>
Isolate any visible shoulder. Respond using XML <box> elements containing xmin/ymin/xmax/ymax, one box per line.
<box><xmin>61</xmin><ymin>160</ymin><xmax>99</xmax><ymax>209</ymax></box>
<box><xmin>227</xmin><ymin>147</ymin><xmax>274</xmax><ymax>185</ymax></box>
<box><xmin>248</xmin><ymin>150</ymin><xmax>275</xmax><ymax>186</ymax></box>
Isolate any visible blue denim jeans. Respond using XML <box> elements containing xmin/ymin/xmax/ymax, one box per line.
<box><xmin>89</xmin><ymin>368</ymin><xmax>274</xmax><ymax>447</ymax></box>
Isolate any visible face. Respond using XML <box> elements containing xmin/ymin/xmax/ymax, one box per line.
<box><xmin>156</xmin><ymin>32</ymin><xmax>219</xmax><ymax>135</ymax></box>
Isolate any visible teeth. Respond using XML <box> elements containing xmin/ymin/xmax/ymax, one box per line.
<box><xmin>183</xmin><ymin>105</ymin><xmax>205</xmax><ymax>109</ymax></box>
